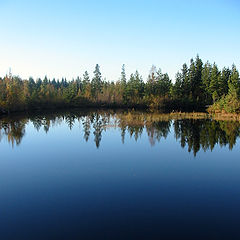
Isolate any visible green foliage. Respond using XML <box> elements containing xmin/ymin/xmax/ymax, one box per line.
<box><xmin>124</xmin><ymin>71</ymin><xmax>144</xmax><ymax>105</ymax></box>
<box><xmin>228</xmin><ymin>64</ymin><xmax>240</xmax><ymax>97</ymax></box>
<box><xmin>209</xmin><ymin>63</ymin><xmax>219</xmax><ymax>101</ymax></box>
<box><xmin>201</xmin><ymin>61</ymin><xmax>212</xmax><ymax>101</ymax></box>
<box><xmin>209</xmin><ymin>92</ymin><xmax>240</xmax><ymax>114</ymax></box>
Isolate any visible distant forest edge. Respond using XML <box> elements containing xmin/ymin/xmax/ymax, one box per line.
<box><xmin>0</xmin><ymin>55</ymin><xmax>239</xmax><ymax>114</ymax></box>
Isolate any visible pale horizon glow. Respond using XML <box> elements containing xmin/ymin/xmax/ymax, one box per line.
<box><xmin>0</xmin><ymin>0</ymin><xmax>239</xmax><ymax>82</ymax></box>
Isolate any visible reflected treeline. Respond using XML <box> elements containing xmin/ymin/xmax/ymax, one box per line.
<box><xmin>173</xmin><ymin>119</ymin><xmax>240</xmax><ymax>155</ymax></box>
<box><xmin>1</xmin><ymin>110</ymin><xmax>240</xmax><ymax>155</ymax></box>
<box><xmin>0</xmin><ymin>117</ymin><xmax>28</xmax><ymax>147</ymax></box>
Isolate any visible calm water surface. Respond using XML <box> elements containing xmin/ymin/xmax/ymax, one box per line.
<box><xmin>1</xmin><ymin>110</ymin><xmax>240</xmax><ymax>240</ymax></box>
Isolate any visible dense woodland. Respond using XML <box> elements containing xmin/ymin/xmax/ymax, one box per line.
<box><xmin>0</xmin><ymin>55</ymin><xmax>239</xmax><ymax>114</ymax></box>
<box><xmin>1</xmin><ymin>110</ymin><xmax>239</xmax><ymax>155</ymax></box>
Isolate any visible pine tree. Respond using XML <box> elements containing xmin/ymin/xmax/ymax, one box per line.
<box><xmin>201</xmin><ymin>62</ymin><xmax>212</xmax><ymax>103</ymax></box>
<box><xmin>194</xmin><ymin>55</ymin><xmax>203</xmax><ymax>102</ymax></box>
<box><xmin>171</xmin><ymin>72</ymin><xmax>183</xmax><ymax>100</ymax></box>
<box><xmin>145</xmin><ymin>65</ymin><xmax>157</xmax><ymax>96</ymax></box>
<box><xmin>218</xmin><ymin>67</ymin><xmax>230</xmax><ymax>97</ymax></box>
<box><xmin>91</xmin><ymin>64</ymin><xmax>102</xmax><ymax>100</ymax></box>
<box><xmin>228</xmin><ymin>64</ymin><xmax>240</xmax><ymax>97</ymax></box>
<box><xmin>82</xmin><ymin>71</ymin><xmax>90</xmax><ymax>94</ymax></box>
<box><xmin>188</xmin><ymin>58</ymin><xmax>196</xmax><ymax>101</ymax></box>
<box><xmin>181</xmin><ymin>63</ymin><xmax>190</xmax><ymax>100</ymax></box>
<box><xmin>209</xmin><ymin>63</ymin><xmax>219</xmax><ymax>102</ymax></box>
<box><xmin>120</xmin><ymin>64</ymin><xmax>127</xmax><ymax>85</ymax></box>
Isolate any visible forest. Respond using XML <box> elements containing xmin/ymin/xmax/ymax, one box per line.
<box><xmin>0</xmin><ymin>55</ymin><xmax>239</xmax><ymax>114</ymax></box>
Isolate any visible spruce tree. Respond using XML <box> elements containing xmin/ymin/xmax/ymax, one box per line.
<box><xmin>91</xmin><ymin>64</ymin><xmax>102</xmax><ymax>100</ymax></box>
<box><xmin>209</xmin><ymin>63</ymin><xmax>219</xmax><ymax>102</ymax></box>
<box><xmin>228</xmin><ymin>64</ymin><xmax>240</xmax><ymax>97</ymax></box>
<box><xmin>82</xmin><ymin>71</ymin><xmax>90</xmax><ymax>94</ymax></box>
<box><xmin>120</xmin><ymin>64</ymin><xmax>127</xmax><ymax>85</ymax></box>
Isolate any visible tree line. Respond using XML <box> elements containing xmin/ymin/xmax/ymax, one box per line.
<box><xmin>0</xmin><ymin>55</ymin><xmax>239</xmax><ymax>113</ymax></box>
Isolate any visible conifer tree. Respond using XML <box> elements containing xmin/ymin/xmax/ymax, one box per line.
<box><xmin>91</xmin><ymin>64</ymin><xmax>102</xmax><ymax>100</ymax></box>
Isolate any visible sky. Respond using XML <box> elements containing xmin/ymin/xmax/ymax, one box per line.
<box><xmin>0</xmin><ymin>0</ymin><xmax>239</xmax><ymax>82</ymax></box>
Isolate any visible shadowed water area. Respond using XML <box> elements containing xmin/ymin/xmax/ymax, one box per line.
<box><xmin>1</xmin><ymin>110</ymin><xmax>240</xmax><ymax>240</ymax></box>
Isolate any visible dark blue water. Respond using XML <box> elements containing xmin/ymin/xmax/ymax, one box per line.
<box><xmin>1</xmin><ymin>111</ymin><xmax>240</xmax><ymax>239</ymax></box>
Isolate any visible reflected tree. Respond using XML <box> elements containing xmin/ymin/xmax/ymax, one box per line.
<box><xmin>93</xmin><ymin>113</ymin><xmax>103</xmax><ymax>148</ymax></box>
<box><xmin>1</xmin><ymin>111</ymin><xmax>240</xmax><ymax>154</ymax></box>
<box><xmin>0</xmin><ymin>118</ymin><xmax>27</xmax><ymax>147</ymax></box>
<box><xmin>83</xmin><ymin>116</ymin><xmax>91</xmax><ymax>142</ymax></box>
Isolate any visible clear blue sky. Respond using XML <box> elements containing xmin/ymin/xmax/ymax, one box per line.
<box><xmin>0</xmin><ymin>0</ymin><xmax>239</xmax><ymax>81</ymax></box>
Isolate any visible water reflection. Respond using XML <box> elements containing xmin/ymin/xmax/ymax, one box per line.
<box><xmin>1</xmin><ymin>110</ymin><xmax>240</xmax><ymax>155</ymax></box>
<box><xmin>0</xmin><ymin>117</ymin><xmax>28</xmax><ymax>147</ymax></box>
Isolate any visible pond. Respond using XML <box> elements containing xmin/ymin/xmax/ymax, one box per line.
<box><xmin>1</xmin><ymin>110</ymin><xmax>240</xmax><ymax>239</ymax></box>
